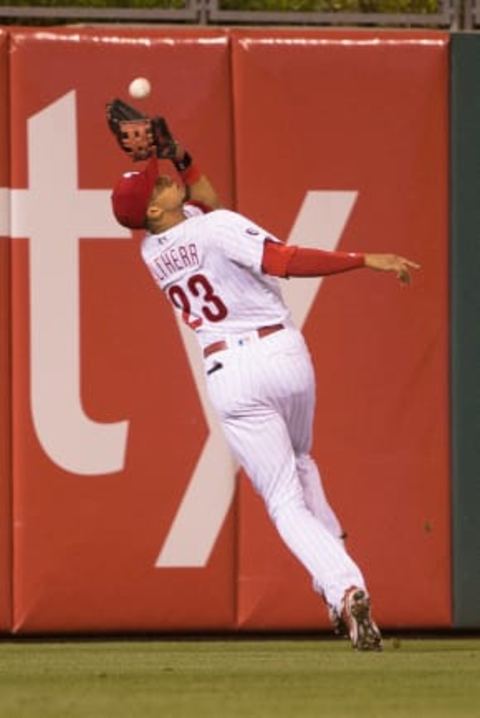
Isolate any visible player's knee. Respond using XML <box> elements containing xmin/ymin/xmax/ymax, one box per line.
<box><xmin>295</xmin><ymin>452</ymin><xmax>315</xmax><ymax>472</ymax></box>
<box><xmin>266</xmin><ymin>486</ymin><xmax>306</xmax><ymax>524</ymax></box>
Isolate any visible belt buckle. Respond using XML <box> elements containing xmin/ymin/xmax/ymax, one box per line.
<box><xmin>235</xmin><ymin>328</ymin><xmax>260</xmax><ymax>348</ymax></box>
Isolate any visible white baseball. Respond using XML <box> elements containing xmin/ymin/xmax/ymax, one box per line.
<box><xmin>128</xmin><ymin>77</ymin><xmax>151</xmax><ymax>99</ymax></box>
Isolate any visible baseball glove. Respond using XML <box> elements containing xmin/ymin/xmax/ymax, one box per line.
<box><xmin>106</xmin><ymin>98</ymin><xmax>178</xmax><ymax>162</ymax></box>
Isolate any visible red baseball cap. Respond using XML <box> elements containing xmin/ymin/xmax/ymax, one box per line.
<box><xmin>111</xmin><ymin>156</ymin><xmax>159</xmax><ymax>229</ymax></box>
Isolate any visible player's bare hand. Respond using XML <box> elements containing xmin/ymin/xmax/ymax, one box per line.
<box><xmin>364</xmin><ymin>253</ymin><xmax>421</xmax><ymax>285</ymax></box>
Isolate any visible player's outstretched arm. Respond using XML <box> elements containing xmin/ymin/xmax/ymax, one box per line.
<box><xmin>364</xmin><ymin>253</ymin><xmax>421</xmax><ymax>285</ymax></box>
<box><xmin>261</xmin><ymin>242</ymin><xmax>420</xmax><ymax>285</ymax></box>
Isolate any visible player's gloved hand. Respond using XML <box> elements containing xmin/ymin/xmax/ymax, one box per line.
<box><xmin>151</xmin><ymin>116</ymin><xmax>179</xmax><ymax>160</ymax></box>
<box><xmin>106</xmin><ymin>98</ymin><xmax>178</xmax><ymax>162</ymax></box>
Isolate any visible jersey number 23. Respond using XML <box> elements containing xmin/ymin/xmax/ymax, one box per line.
<box><xmin>167</xmin><ymin>274</ymin><xmax>228</xmax><ymax>329</ymax></box>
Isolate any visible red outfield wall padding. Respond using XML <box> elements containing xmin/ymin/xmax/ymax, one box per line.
<box><xmin>232</xmin><ymin>30</ymin><xmax>451</xmax><ymax>630</ymax></box>
<box><xmin>6</xmin><ymin>27</ymin><xmax>452</xmax><ymax>634</ymax></box>
<box><xmin>9</xmin><ymin>27</ymin><xmax>236</xmax><ymax>633</ymax></box>
<box><xmin>0</xmin><ymin>28</ymin><xmax>12</xmax><ymax>632</ymax></box>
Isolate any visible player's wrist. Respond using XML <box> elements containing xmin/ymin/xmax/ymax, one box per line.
<box><xmin>364</xmin><ymin>254</ymin><xmax>383</xmax><ymax>270</ymax></box>
<box><xmin>171</xmin><ymin>150</ymin><xmax>202</xmax><ymax>185</ymax></box>
<box><xmin>172</xmin><ymin>148</ymin><xmax>192</xmax><ymax>172</ymax></box>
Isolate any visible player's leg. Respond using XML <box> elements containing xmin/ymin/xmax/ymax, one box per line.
<box><xmin>263</xmin><ymin>330</ymin><xmax>346</xmax><ymax>543</ymax></box>
<box><xmin>221</xmin><ymin>409</ymin><xmax>381</xmax><ymax>648</ymax></box>
<box><xmin>205</xmin><ymin>330</ymin><xmax>380</xmax><ymax>646</ymax></box>
<box><xmin>297</xmin><ymin>456</ymin><xmax>345</xmax><ymax>540</ymax></box>
<box><xmin>218</xmin><ymin>404</ymin><xmax>365</xmax><ymax>614</ymax></box>
<box><xmin>268</xmin><ymin>332</ymin><xmax>365</xmax><ymax>633</ymax></box>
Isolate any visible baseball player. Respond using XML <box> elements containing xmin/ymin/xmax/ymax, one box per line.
<box><xmin>107</xmin><ymin>101</ymin><xmax>420</xmax><ymax>651</ymax></box>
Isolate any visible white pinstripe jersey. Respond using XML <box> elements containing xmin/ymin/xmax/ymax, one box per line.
<box><xmin>140</xmin><ymin>206</ymin><xmax>292</xmax><ymax>348</ymax></box>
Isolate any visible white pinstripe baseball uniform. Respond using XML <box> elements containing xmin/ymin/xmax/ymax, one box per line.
<box><xmin>141</xmin><ymin>205</ymin><xmax>366</xmax><ymax>612</ymax></box>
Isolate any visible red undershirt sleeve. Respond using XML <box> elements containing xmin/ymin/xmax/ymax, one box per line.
<box><xmin>261</xmin><ymin>239</ymin><xmax>365</xmax><ymax>277</ymax></box>
<box><xmin>179</xmin><ymin>163</ymin><xmax>202</xmax><ymax>186</ymax></box>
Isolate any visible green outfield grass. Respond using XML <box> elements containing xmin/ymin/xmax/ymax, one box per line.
<box><xmin>0</xmin><ymin>637</ymin><xmax>479</xmax><ymax>717</ymax></box>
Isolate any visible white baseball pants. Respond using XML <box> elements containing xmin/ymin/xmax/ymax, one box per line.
<box><xmin>205</xmin><ymin>325</ymin><xmax>365</xmax><ymax>612</ymax></box>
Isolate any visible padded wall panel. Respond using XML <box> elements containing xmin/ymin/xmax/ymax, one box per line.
<box><xmin>232</xmin><ymin>30</ymin><xmax>451</xmax><ymax>630</ymax></box>
<box><xmin>9</xmin><ymin>27</ymin><xmax>236</xmax><ymax>633</ymax></box>
<box><xmin>451</xmin><ymin>33</ymin><xmax>480</xmax><ymax>629</ymax></box>
<box><xmin>0</xmin><ymin>28</ymin><xmax>12</xmax><ymax>632</ymax></box>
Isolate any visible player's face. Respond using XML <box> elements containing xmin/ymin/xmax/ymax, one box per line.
<box><xmin>151</xmin><ymin>174</ymin><xmax>186</xmax><ymax>212</ymax></box>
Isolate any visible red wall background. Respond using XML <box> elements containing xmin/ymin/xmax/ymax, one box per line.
<box><xmin>3</xmin><ymin>27</ymin><xmax>450</xmax><ymax>633</ymax></box>
<box><xmin>0</xmin><ymin>29</ymin><xmax>12</xmax><ymax>632</ymax></box>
